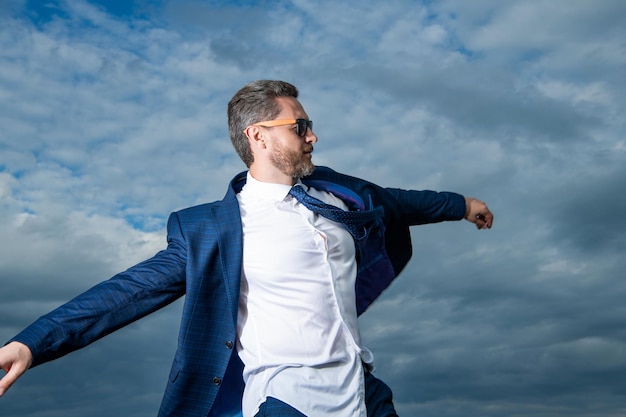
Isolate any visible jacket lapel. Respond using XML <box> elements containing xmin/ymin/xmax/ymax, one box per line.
<box><xmin>212</xmin><ymin>174</ymin><xmax>246</xmax><ymax>327</ymax></box>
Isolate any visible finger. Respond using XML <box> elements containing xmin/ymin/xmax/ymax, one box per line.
<box><xmin>483</xmin><ymin>210</ymin><xmax>493</xmax><ymax>228</ymax></box>
<box><xmin>0</xmin><ymin>360</ymin><xmax>28</xmax><ymax>397</ymax></box>
<box><xmin>476</xmin><ymin>210</ymin><xmax>493</xmax><ymax>229</ymax></box>
<box><xmin>477</xmin><ymin>213</ymin><xmax>495</xmax><ymax>230</ymax></box>
<box><xmin>0</xmin><ymin>368</ymin><xmax>20</xmax><ymax>397</ymax></box>
<box><xmin>474</xmin><ymin>214</ymin><xmax>485</xmax><ymax>227</ymax></box>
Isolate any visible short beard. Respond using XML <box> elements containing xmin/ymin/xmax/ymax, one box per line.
<box><xmin>269</xmin><ymin>142</ymin><xmax>315</xmax><ymax>179</ymax></box>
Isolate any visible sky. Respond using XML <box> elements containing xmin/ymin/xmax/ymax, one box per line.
<box><xmin>0</xmin><ymin>0</ymin><xmax>625</xmax><ymax>416</ymax></box>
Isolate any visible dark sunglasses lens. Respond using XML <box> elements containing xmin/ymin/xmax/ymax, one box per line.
<box><xmin>296</xmin><ymin>119</ymin><xmax>312</xmax><ymax>136</ymax></box>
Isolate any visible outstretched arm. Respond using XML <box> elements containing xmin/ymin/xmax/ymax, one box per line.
<box><xmin>0</xmin><ymin>341</ymin><xmax>32</xmax><ymax>397</ymax></box>
<box><xmin>0</xmin><ymin>212</ymin><xmax>188</xmax><ymax>396</ymax></box>
<box><xmin>382</xmin><ymin>187</ymin><xmax>493</xmax><ymax>229</ymax></box>
<box><xmin>464</xmin><ymin>197</ymin><xmax>494</xmax><ymax>229</ymax></box>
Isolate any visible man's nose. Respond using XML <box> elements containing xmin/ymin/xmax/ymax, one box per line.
<box><xmin>305</xmin><ymin>128</ymin><xmax>317</xmax><ymax>143</ymax></box>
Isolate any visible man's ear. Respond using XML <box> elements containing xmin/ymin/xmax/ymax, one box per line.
<box><xmin>244</xmin><ymin>125</ymin><xmax>267</xmax><ymax>150</ymax></box>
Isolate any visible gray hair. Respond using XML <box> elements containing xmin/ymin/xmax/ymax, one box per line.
<box><xmin>227</xmin><ymin>80</ymin><xmax>299</xmax><ymax>167</ymax></box>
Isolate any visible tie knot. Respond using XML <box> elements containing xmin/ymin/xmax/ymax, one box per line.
<box><xmin>289</xmin><ymin>185</ymin><xmax>370</xmax><ymax>240</ymax></box>
<box><xmin>288</xmin><ymin>185</ymin><xmax>308</xmax><ymax>200</ymax></box>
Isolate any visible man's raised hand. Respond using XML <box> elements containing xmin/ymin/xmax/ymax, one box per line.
<box><xmin>0</xmin><ymin>341</ymin><xmax>33</xmax><ymax>397</ymax></box>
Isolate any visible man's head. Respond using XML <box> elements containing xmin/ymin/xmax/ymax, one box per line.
<box><xmin>228</xmin><ymin>80</ymin><xmax>299</xmax><ymax>167</ymax></box>
<box><xmin>228</xmin><ymin>80</ymin><xmax>317</xmax><ymax>184</ymax></box>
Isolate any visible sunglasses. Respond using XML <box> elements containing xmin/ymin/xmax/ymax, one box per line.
<box><xmin>249</xmin><ymin>118</ymin><xmax>313</xmax><ymax>137</ymax></box>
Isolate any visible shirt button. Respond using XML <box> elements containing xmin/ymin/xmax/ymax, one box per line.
<box><xmin>213</xmin><ymin>377</ymin><xmax>222</xmax><ymax>385</ymax></box>
<box><xmin>225</xmin><ymin>340</ymin><xmax>233</xmax><ymax>349</ymax></box>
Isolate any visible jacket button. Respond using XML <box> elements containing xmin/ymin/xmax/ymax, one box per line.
<box><xmin>213</xmin><ymin>377</ymin><xmax>222</xmax><ymax>386</ymax></box>
<box><xmin>225</xmin><ymin>340</ymin><xmax>233</xmax><ymax>349</ymax></box>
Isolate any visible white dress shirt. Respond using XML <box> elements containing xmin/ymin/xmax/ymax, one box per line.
<box><xmin>236</xmin><ymin>173</ymin><xmax>373</xmax><ymax>417</ymax></box>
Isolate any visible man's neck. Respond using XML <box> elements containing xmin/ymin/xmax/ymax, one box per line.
<box><xmin>248</xmin><ymin>166</ymin><xmax>297</xmax><ymax>185</ymax></box>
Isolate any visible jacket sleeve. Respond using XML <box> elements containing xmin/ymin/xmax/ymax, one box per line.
<box><xmin>306</xmin><ymin>166</ymin><xmax>466</xmax><ymax>226</ymax></box>
<box><xmin>9</xmin><ymin>212</ymin><xmax>188</xmax><ymax>367</ymax></box>
<box><xmin>383</xmin><ymin>187</ymin><xmax>466</xmax><ymax>225</ymax></box>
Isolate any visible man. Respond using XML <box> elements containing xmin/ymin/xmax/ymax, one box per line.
<box><xmin>0</xmin><ymin>80</ymin><xmax>493</xmax><ymax>416</ymax></box>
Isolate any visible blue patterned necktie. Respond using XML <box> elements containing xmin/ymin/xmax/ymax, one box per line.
<box><xmin>289</xmin><ymin>185</ymin><xmax>380</xmax><ymax>240</ymax></box>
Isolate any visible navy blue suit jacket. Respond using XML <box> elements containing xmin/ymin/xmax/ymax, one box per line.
<box><xmin>12</xmin><ymin>166</ymin><xmax>466</xmax><ymax>416</ymax></box>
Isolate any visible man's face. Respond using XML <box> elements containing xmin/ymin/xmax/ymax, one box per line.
<box><xmin>265</xmin><ymin>97</ymin><xmax>317</xmax><ymax>179</ymax></box>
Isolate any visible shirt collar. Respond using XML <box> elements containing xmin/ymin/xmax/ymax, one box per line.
<box><xmin>243</xmin><ymin>172</ymin><xmax>306</xmax><ymax>202</ymax></box>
